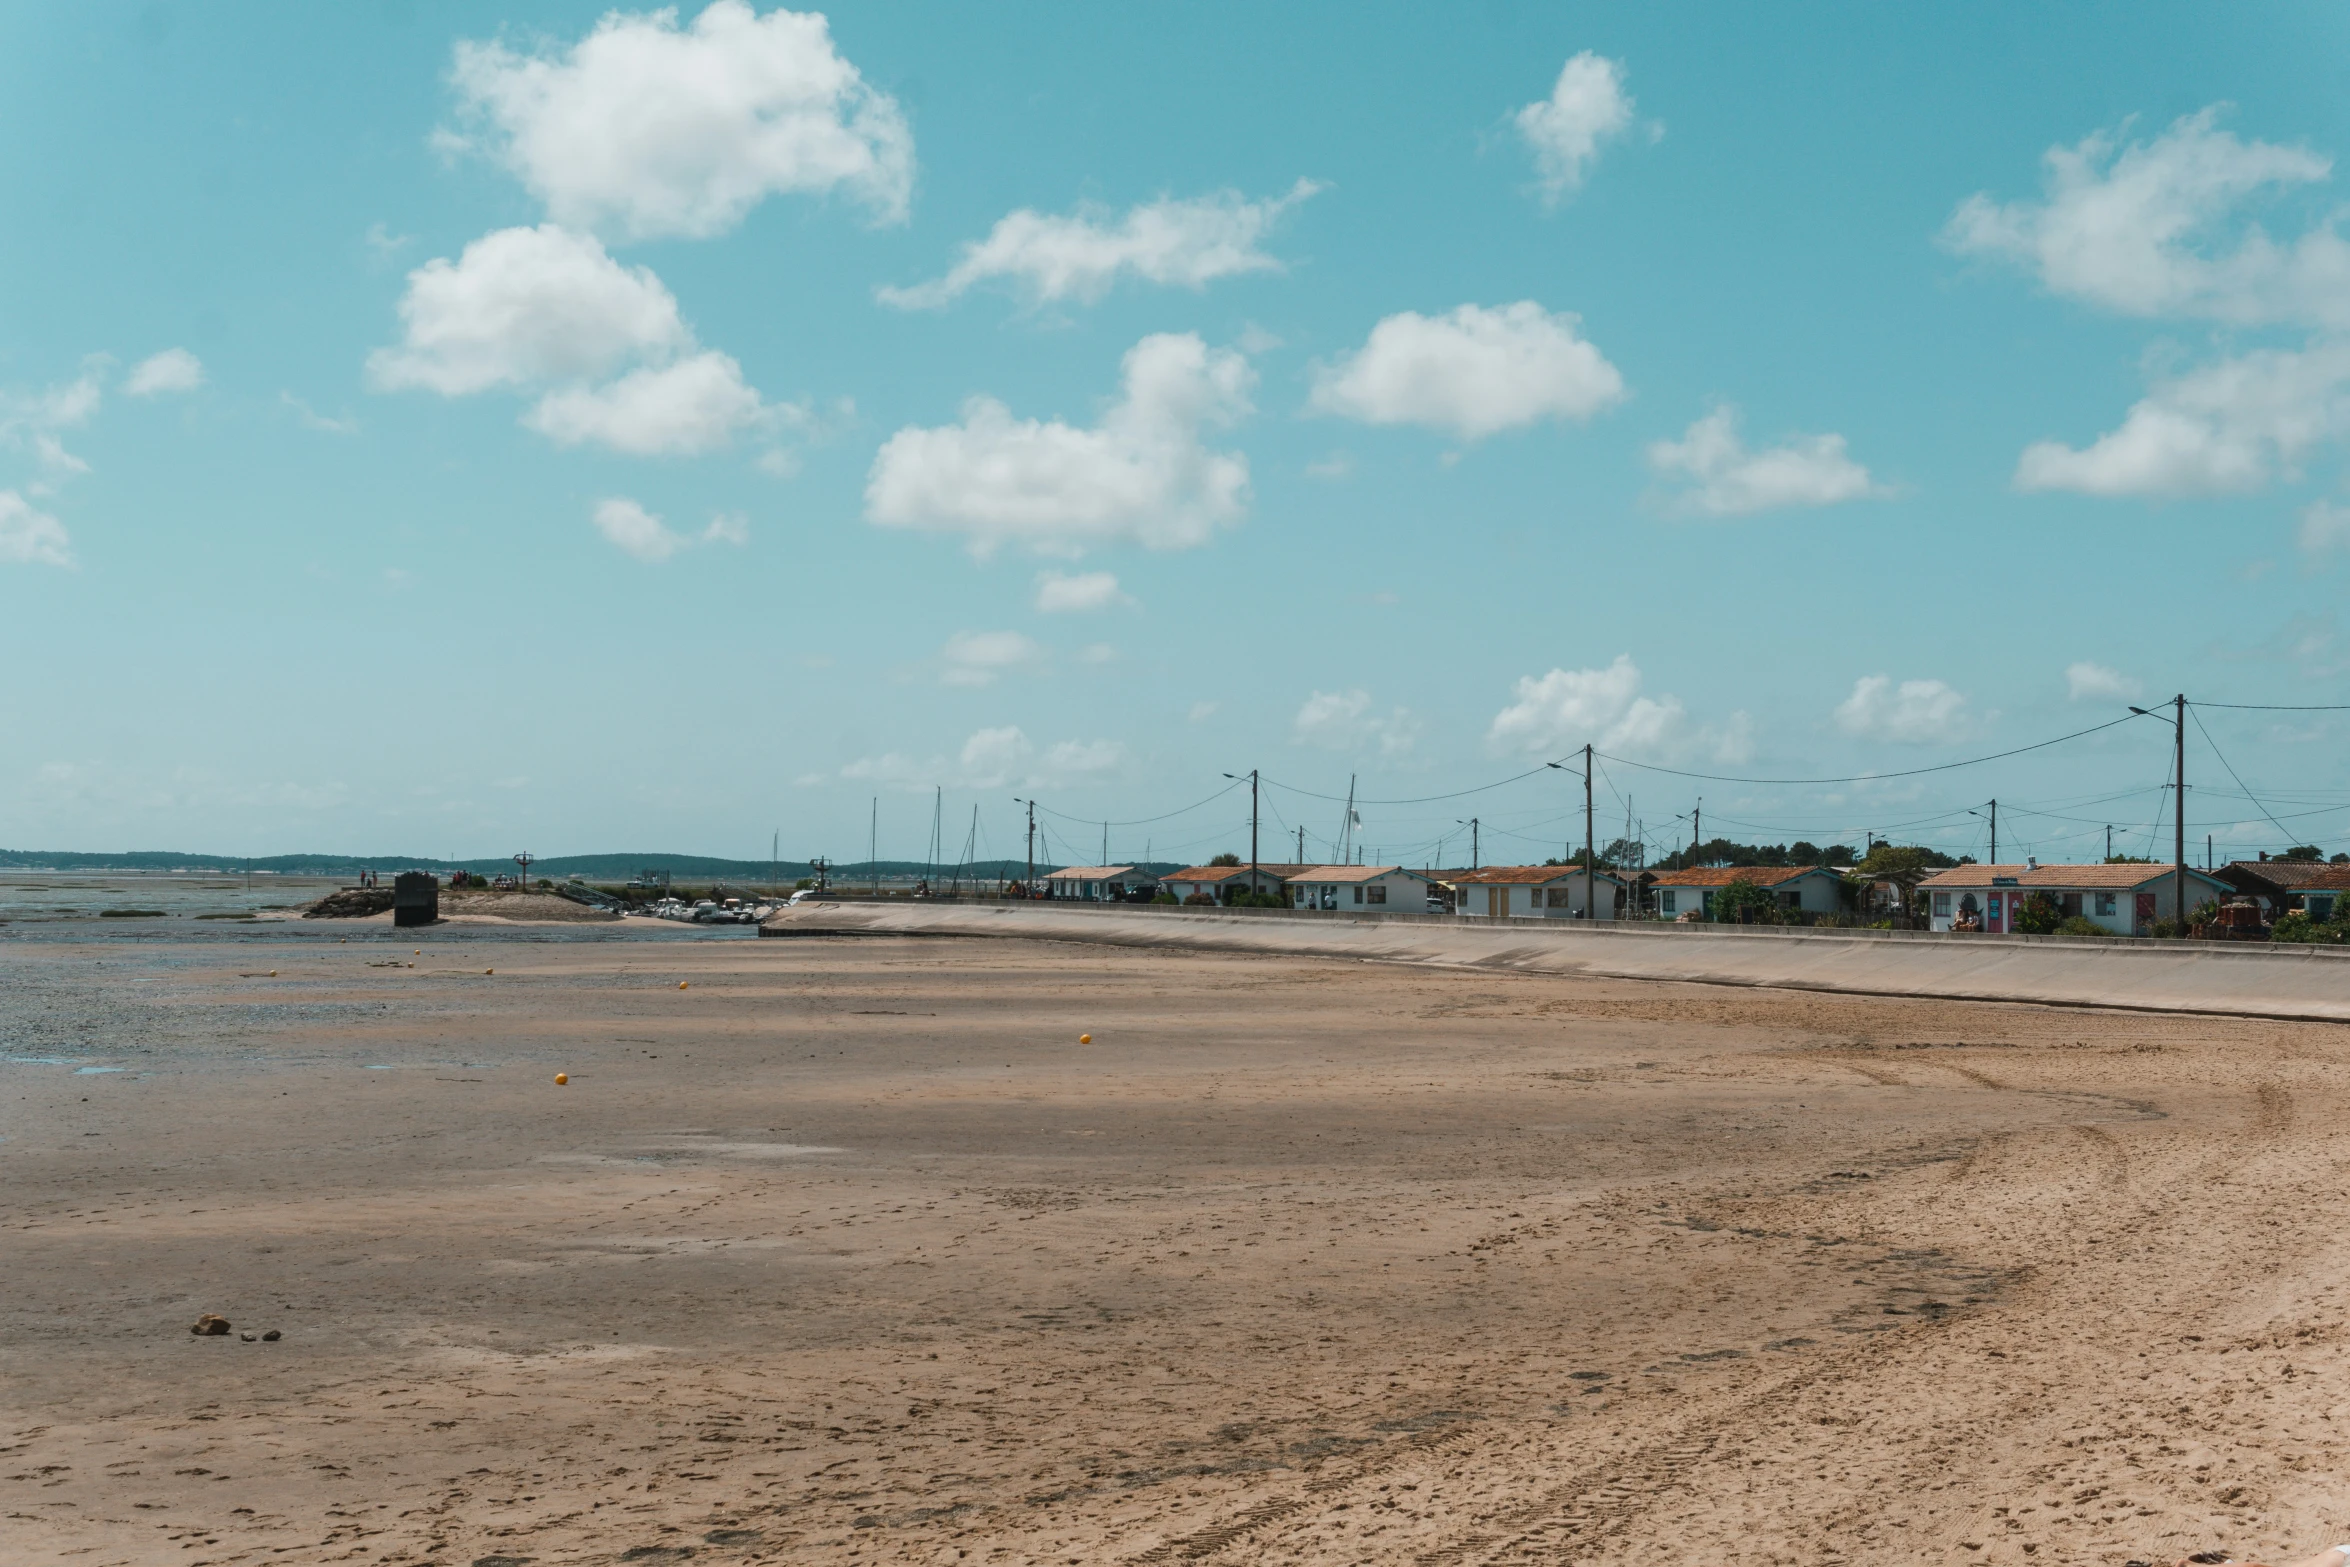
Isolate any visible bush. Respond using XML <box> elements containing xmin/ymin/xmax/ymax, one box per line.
<box><xmin>2011</xmin><ymin>892</ymin><xmax>2064</xmax><ymax>935</ymax></box>
<box><xmin>2271</xmin><ymin>910</ymin><xmax>2350</xmax><ymax>944</ymax></box>
<box><xmin>1708</xmin><ymin>879</ymin><xmax>1784</xmax><ymax>924</ymax></box>
<box><xmin>2055</xmin><ymin>915</ymin><xmax>2105</xmax><ymax>937</ymax></box>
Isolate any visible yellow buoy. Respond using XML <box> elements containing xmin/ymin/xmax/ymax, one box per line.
<box><xmin>678</xmin><ymin>980</ymin><xmax>689</xmax><ymax>990</ymax></box>
<box><xmin>268</xmin><ymin>970</ymin><xmax>278</xmax><ymax>978</ymax></box>
<box><xmin>484</xmin><ymin>968</ymin><xmax>494</xmax><ymax>975</ymax></box>
<box><xmin>554</xmin><ymin>1072</ymin><xmax>568</xmax><ymax>1085</ymax></box>
<box><xmin>1079</xmin><ymin>1033</ymin><xmax>1093</xmax><ymax>1044</ymax></box>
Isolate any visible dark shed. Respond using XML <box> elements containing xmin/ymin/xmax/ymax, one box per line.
<box><xmin>392</xmin><ymin>871</ymin><xmax>440</xmax><ymax>928</ymax></box>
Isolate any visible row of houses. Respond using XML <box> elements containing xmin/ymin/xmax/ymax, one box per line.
<box><xmin>1050</xmin><ymin>856</ymin><xmax>2267</xmax><ymax>934</ymax></box>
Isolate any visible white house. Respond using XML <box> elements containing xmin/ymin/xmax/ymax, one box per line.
<box><xmin>1648</xmin><ymin>866</ymin><xmax>1847</xmax><ymax>921</ymax></box>
<box><xmin>1447</xmin><ymin>864</ymin><xmax>1632</xmax><ymax>919</ymax></box>
<box><xmin>1042</xmin><ymin>865</ymin><xmax>1149</xmax><ymax>901</ymax></box>
<box><xmin>1163</xmin><ymin>864</ymin><xmax>1292</xmax><ymax>904</ymax></box>
<box><xmin>1286</xmin><ymin>865</ymin><xmax>1437</xmax><ymax>911</ymax></box>
<box><xmin>1920</xmin><ymin>862</ymin><xmax>2233</xmax><ymax>935</ymax></box>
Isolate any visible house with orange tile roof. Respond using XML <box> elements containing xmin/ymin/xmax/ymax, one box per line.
<box><xmin>1647</xmin><ymin>865</ymin><xmax>1846</xmax><ymax>921</ymax></box>
<box><xmin>1918</xmin><ymin>862</ymin><xmax>2229</xmax><ymax>934</ymax></box>
<box><xmin>1447</xmin><ymin>863</ymin><xmax>1637</xmax><ymax>919</ymax></box>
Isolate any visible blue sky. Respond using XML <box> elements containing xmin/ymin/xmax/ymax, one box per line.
<box><xmin>7</xmin><ymin>2</ymin><xmax>2350</xmax><ymax>869</ymax></box>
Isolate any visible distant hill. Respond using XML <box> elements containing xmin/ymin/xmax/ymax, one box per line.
<box><xmin>0</xmin><ymin>849</ymin><xmax>1189</xmax><ymax>882</ymax></box>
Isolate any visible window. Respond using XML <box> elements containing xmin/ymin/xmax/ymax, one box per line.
<box><xmin>1661</xmin><ymin>890</ymin><xmax>1677</xmax><ymax>913</ymax></box>
<box><xmin>1352</xmin><ymin>886</ymin><xmax>1363</xmax><ymax>904</ymax></box>
<box><xmin>1932</xmin><ymin>892</ymin><xmax>1951</xmax><ymax>916</ymax></box>
<box><xmin>2094</xmin><ymin>893</ymin><xmax>2116</xmax><ymax>917</ymax></box>
<box><xmin>2313</xmin><ymin>895</ymin><xmax>2337</xmax><ymax>921</ymax></box>
<box><xmin>1367</xmin><ymin>885</ymin><xmax>1386</xmax><ymax>905</ymax></box>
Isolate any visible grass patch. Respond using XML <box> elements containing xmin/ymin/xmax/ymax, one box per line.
<box><xmin>98</xmin><ymin>909</ymin><xmax>167</xmax><ymax>918</ymax></box>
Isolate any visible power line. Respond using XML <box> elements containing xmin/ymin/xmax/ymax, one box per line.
<box><xmin>2191</xmin><ymin>701</ymin><xmax>2350</xmax><ymax>711</ymax></box>
<box><xmin>1594</xmin><ymin>712</ymin><xmax>2148</xmax><ymax>787</ymax></box>
<box><xmin>2189</xmin><ymin>704</ymin><xmax>2299</xmax><ymax>844</ymax></box>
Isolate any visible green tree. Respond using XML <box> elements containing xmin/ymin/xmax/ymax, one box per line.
<box><xmin>1208</xmin><ymin>852</ymin><xmax>1241</xmax><ymax>867</ymax></box>
<box><xmin>2279</xmin><ymin>845</ymin><xmax>2326</xmax><ymax>863</ymax></box>
<box><xmin>1708</xmin><ymin>878</ymin><xmax>1783</xmax><ymax>924</ymax></box>
<box><xmin>2011</xmin><ymin>891</ymin><xmax>2063</xmax><ymax>935</ymax></box>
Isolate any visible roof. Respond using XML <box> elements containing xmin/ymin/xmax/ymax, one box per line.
<box><xmin>1165</xmin><ymin>864</ymin><xmax>1284</xmax><ymax>883</ymax></box>
<box><xmin>1043</xmin><ymin>865</ymin><xmax>1137</xmax><ymax>881</ymax></box>
<box><xmin>1919</xmin><ymin>863</ymin><xmax>2233</xmax><ymax>890</ymax></box>
<box><xmin>1649</xmin><ymin>865</ymin><xmax>1841</xmax><ymax>888</ymax></box>
<box><xmin>2220</xmin><ymin>859</ymin><xmax>2350</xmax><ymax>890</ymax></box>
<box><xmin>1449</xmin><ymin>864</ymin><xmax>1626</xmax><ymax>886</ymax></box>
<box><xmin>1284</xmin><ymin>864</ymin><xmax>1429</xmax><ymax>884</ymax></box>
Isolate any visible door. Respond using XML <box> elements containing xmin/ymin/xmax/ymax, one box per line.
<box><xmin>1488</xmin><ymin>886</ymin><xmax>1507</xmax><ymax>918</ymax></box>
<box><xmin>1987</xmin><ymin>893</ymin><xmax>2004</xmax><ymax>934</ymax></box>
<box><xmin>2135</xmin><ymin>892</ymin><xmax>2157</xmax><ymax>931</ymax></box>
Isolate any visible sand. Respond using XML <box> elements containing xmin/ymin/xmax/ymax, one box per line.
<box><xmin>6</xmin><ymin>927</ymin><xmax>2350</xmax><ymax>1565</ymax></box>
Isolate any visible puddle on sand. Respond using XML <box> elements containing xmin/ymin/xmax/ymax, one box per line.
<box><xmin>73</xmin><ymin>1067</ymin><xmax>126</xmax><ymax>1075</ymax></box>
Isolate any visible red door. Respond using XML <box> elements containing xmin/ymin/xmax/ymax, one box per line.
<box><xmin>2135</xmin><ymin>892</ymin><xmax>2157</xmax><ymax>931</ymax></box>
<box><xmin>1987</xmin><ymin>893</ymin><xmax>2004</xmax><ymax>934</ymax></box>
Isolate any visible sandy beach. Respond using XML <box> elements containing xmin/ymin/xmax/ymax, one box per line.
<box><xmin>7</xmin><ymin>922</ymin><xmax>2350</xmax><ymax>1565</ymax></box>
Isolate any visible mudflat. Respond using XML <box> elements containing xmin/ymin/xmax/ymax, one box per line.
<box><xmin>5</xmin><ymin>928</ymin><xmax>2349</xmax><ymax>1566</ymax></box>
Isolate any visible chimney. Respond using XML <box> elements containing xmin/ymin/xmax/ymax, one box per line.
<box><xmin>2025</xmin><ymin>856</ymin><xmax>2038</xmax><ymax>871</ymax></box>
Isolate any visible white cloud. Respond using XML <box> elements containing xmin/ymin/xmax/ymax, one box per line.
<box><xmin>839</xmin><ymin>726</ymin><xmax>1122</xmax><ymax>792</ymax></box>
<box><xmin>1309</xmin><ymin>302</ymin><xmax>1624</xmax><ymax>440</ymax></box>
<box><xmin>1305</xmin><ymin>450</ymin><xmax>1353</xmax><ymax>481</ymax></box>
<box><xmin>524</xmin><ymin>350</ymin><xmax>774</xmax><ymax>455</ymax></box>
<box><xmin>1033</xmin><ymin>570</ymin><xmax>1129</xmax><ymax>613</ymax></box>
<box><xmin>0</xmin><ymin>490</ymin><xmax>72</xmax><ymax>567</ymax></box>
<box><xmin>2065</xmin><ymin>661</ymin><xmax>2140</xmax><ymax>702</ymax></box>
<box><xmin>879</xmin><ymin>179</ymin><xmax>1319</xmax><ymax>309</ymax></box>
<box><xmin>1187</xmin><ymin>700</ymin><xmax>1219</xmax><ymax>723</ymax></box>
<box><xmin>1078</xmin><ymin>642</ymin><xmax>1117</xmax><ymax>664</ymax></box>
<box><xmin>591</xmin><ymin>496</ymin><xmax>689</xmax><ymax>562</ymax></box>
<box><xmin>124</xmin><ymin>348</ymin><xmax>203</xmax><ymax>396</ymax></box>
<box><xmin>446</xmin><ymin>0</ymin><xmax>913</xmax><ymax>240</ymax></box>
<box><xmin>1646</xmin><ymin>405</ymin><xmax>1884</xmax><ymax>516</ymax></box>
<box><xmin>370</xmin><ymin>224</ymin><xmax>791</xmax><ymax>457</ymax></box>
<box><xmin>866</xmin><ymin>332</ymin><xmax>1252</xmax><ymax>557</ymax></box>
<box><xmin>1291</xmin><ymin>689</ymin><xmax>1419</xmax><ymax>757</ymax></box>
<box><xmin>281</xmin><ymin>392</ymin><xmax>357</xmax><ymax>434</ymax></box>
<box><xmin>703</xmin><ymin>511</ymin><xmax>750</xmax><ymax>546</ymax></box>
<box><xmin>1486</xmin><ymin>653</ymin><xmax>1743</xmax><ymax>762</ymax></box>
<box><xmin>2301</xmin><ymin>497</ymin><xmax>2350</xmax><ymax>554</ymax></box>
<box><xmin>1834</xmin><ymin>675</ymin><xmax>1972</xmax><ymax>744</ymax></box>
<box><xmin>1944</xmin><ymin>106</ymin><xmax>2350</xmax><ymax>326</ymax></box>
<box><xmin>940</xmin><ymin>629</ymin><xmax>1043</xmax><ymax>687</ymax></box>
<box><xmin>1514</xmin><ymin>52</ymin><xmax>1636</xmax><ymax>202</ymax></box>
<box><xmin>2014</xmin><ymin>340</ymin><xmax>2350</xmax><ymax>496</ymax></box>
<box><xmin>368</xmin><ymin>225</ymin><xmax>688</xmax><ymax>395</ymax></box>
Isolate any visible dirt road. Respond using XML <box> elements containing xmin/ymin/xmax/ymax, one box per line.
<box><xmin>6</xmin><ymin>929</ymin><xmax>2348</xmax><ymax>1565</ymax></box>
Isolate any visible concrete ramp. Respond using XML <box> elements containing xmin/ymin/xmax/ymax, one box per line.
<box><xmin>760</xmin><ymin>901</ymin><xmax>2350</xmax><ymax>1024</ymax></box>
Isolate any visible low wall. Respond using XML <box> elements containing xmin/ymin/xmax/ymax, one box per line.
<box><xmin>758</xmin><ymin>900</ymin><xmax>2350</xmax><ymax>1024</ymax></box>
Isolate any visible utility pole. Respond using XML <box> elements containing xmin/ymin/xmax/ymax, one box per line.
<box><xmin>1297</xmin><ymin>825</ymin><xmax>1306</xmax><ymax>863</ymax></box>
<box><xmin>2175</xmin><ymin>692</ymin><xmax>2188</xmax><ymax>928</ymax></box>
<box><xmin>1025</xmin><ymin>798</ymin><xmax>1036</xmax><ymax>896</ymax></box>
<box><xmin>1989</xmin><ymin>799</ymin><xmax>1997</xmax><ymax>865</ymax></box>
<box><xmin>1584</xmin><ymin>742</ymin><xmax>1595</xmax><ymax>919</ymax></box>
<box><xmin>1250</xmin><ymin>769</ymin><xmax>1260</xmax><ymax>884</ymax></box>
<box><xmin>2106</xmin><ymin>824</ymin><xmax>2112</xmax><ymax>862</ymax></box>
<box><xmin>1471</xmin><ymin>817</ymin><xmax>1480</xmax><ymax>870</ymax></box>
<box><xmin>1691</xmin><ymin>799</ymin><xmax>1701</xmax><ymax>868</ymax></box>
<box><xmin>869</xmin><ymin>798</ymin><xmax>878</xmax><ymax>896</ymax></box>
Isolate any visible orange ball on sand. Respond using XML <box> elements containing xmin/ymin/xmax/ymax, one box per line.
<box><xmin>679</xmin><ymin>980</ymin><xmax>689</xmax><ymax>990</ymax></box>
<box><xmin>554</xmin><ymin>1073</ymin><xmax>568</xmax><ymax>1085</ymax></box>
<box><xmin>1079</xmin><ymin>1033</ymin><xmax>1093</xmax><ymax>1044</ymax></box>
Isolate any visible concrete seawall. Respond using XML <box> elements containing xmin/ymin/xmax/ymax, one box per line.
<box><xmin>760</xmin><ymin>901</ymin><xmax>2350</xmax><ymax>1024</ymax></box>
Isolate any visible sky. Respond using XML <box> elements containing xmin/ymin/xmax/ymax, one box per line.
<box><xmin>7</xmin><ymin>2</ymin><xmax>2350</xmax><ymax>871</ymax></box>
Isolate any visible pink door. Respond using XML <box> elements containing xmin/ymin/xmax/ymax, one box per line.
<box><xmin>1987</xmin><ymin>893</ymin><xmax>2005</xmax><ymax>934</ymax></box>
<box><xmin>2135</xmin><ymin>892</ymin><xmax>2157</xmax><ymax>931</ymax></box>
